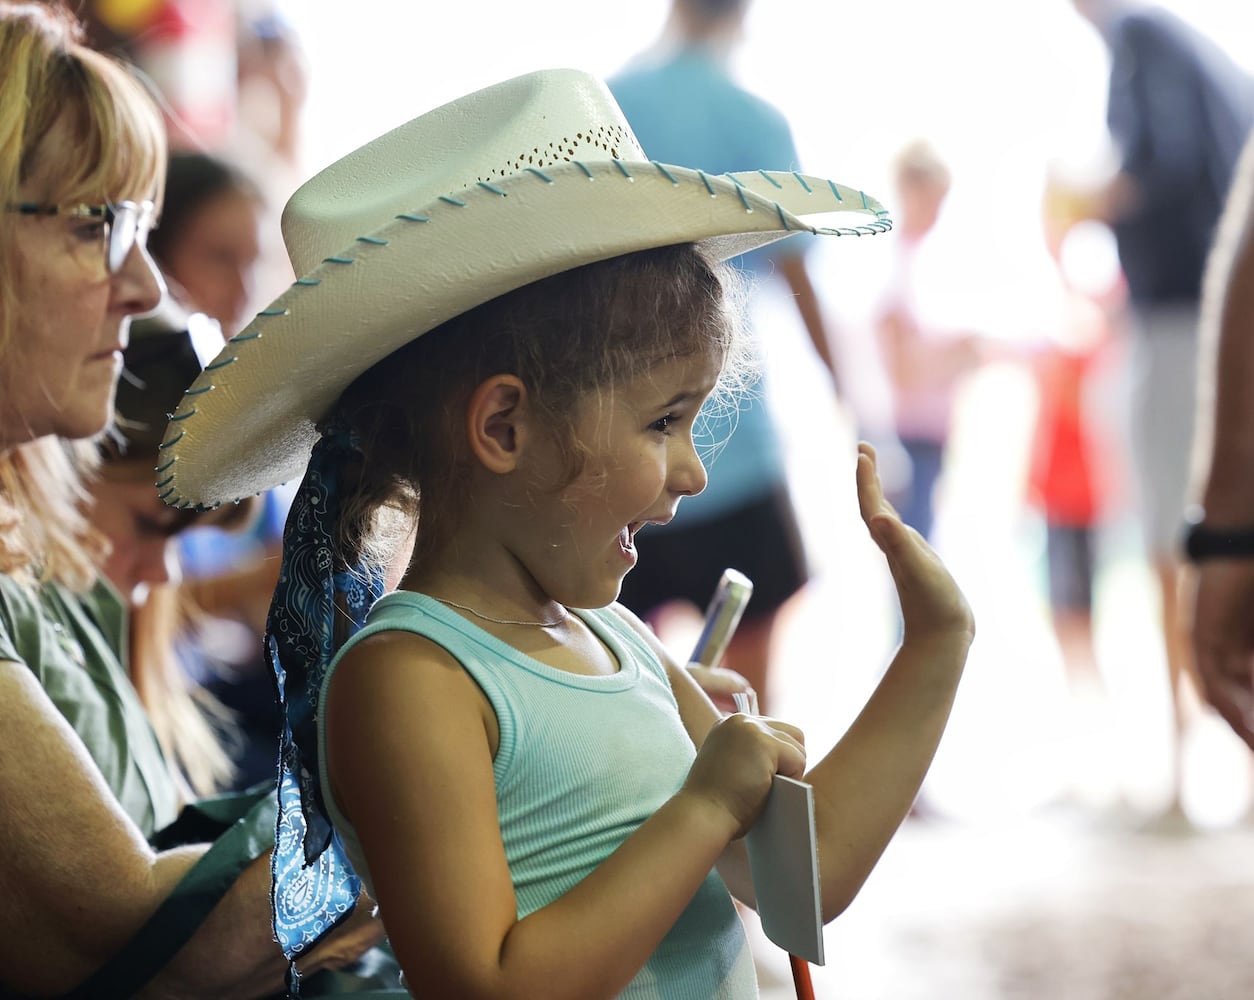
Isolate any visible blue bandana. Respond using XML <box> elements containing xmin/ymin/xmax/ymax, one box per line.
<box><xmin>265</xmin><ymin>420</ymin><xmax>384</xmax><ymax>994</ymax></box>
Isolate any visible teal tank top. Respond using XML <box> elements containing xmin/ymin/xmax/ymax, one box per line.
<box><xmin>319</xmin><ymin>592</ymin><xmax>757</xmax><ymax>998</ymax></box>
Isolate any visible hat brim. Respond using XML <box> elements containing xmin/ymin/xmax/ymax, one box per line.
<box><xmin>158</xmin><ymin>161</ymin><xmax>889</xmax><ymax>509</ymax></box>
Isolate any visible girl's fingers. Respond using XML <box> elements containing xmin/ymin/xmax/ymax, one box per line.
<box><xmin>760</xmin><ymin>717</ymin><xmax>806</xmax><ymax>749</ymax></box>
<box><xmin>856</xmin><ymin>442</ymin><xmax>912</xmax><ymax>556</ymax></box>
<box><xmin>854</xmin><ymin>442</ymin><xmax>975</xmax><ymax>637</ymax></box>
<box><xmin>760</xmin><ymin>718</ymin><xmax>808</xmax><ymax>778</ymax></box>
<box><xmin>855</xmin><ymin>442</ymin><xmax>887</xmax><ymax>525</ymax></box>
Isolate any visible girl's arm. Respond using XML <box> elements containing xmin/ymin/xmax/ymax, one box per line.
<box><xmin>806</xmin><ymin>445</ymin><xmax>972</xmax><ymax>918</ymax></box>
<box><xmin>325</xmin><ymin>628</ymin><xmax>804</xmax><ymax>1000</ymax></box>
<box><xmin>621</xmin><ymin>444</ymin><xmax>974</xmax><ymax>924</ymax></box>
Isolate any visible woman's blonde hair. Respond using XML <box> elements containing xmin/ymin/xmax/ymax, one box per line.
<box><xmin>0</xmin><ymin>1</ymin><xmax>166</xmax><ymax>587</ymax></box>
<box><xmin>128</xmin><ymin>584</ymin><xmax>239</xmax><ymax>797</ymax></box>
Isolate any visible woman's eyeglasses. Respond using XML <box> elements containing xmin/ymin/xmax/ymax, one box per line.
<box><xmin>5</xmin><ymin>199</ymin><xmax>157</xmax><ymax>274</ymax></box>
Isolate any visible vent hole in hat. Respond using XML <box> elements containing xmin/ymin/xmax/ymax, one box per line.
<box><xmin>476</xmin><ymin>124</ymin><xmax>636</xmax><ymax>184</ymax></box>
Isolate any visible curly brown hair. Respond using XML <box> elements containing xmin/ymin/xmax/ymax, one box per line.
<box><xmin>327</xmin><ymin>241</ymin><xmax>750</xmax><ymax>578</ymax></box>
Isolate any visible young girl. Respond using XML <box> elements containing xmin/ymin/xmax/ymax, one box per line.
<box><xmin>162</xmin><ymin>69</ymin><xmax>973</xmax><ymax>997</ymax></box>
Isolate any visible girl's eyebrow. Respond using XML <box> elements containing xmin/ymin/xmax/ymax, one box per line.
<box><xmin>661</xmin><ymin>389</ymin><xmax>705</xmax><ymax>408</ymax></box>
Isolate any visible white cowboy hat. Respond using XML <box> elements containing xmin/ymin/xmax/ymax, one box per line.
<box><xmin>158</xmin><ymin>67</ymin><xmax>889</xmax><ymax>509</ymax></box>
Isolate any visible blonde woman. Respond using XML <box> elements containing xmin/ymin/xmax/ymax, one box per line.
<box><xmin>0</xmin><ymin>3</ymin><xmax>387</xmax><ymax>996</ymax></box>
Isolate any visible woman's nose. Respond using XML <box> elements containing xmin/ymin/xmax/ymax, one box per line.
<box><xmin>115</xmin><ymin>242</ymin><xmax>166</xmax><ymax>318</ymax></box>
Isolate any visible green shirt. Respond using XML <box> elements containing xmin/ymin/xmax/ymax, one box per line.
<box><xmin>0</xmin><ymin>574</ymin><xmax>180</xmax><ymax>836</ymax></box>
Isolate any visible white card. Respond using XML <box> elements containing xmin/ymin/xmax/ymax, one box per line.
<box><xmin>744</xmin><ymin>774</ymin><xmax>824</xmax><ymax>965</ymax></box>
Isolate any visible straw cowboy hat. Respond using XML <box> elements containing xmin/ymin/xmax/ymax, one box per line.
<box><xmin>158</xmin><ymin>67</ymin><xmax>890</xmax><ymax>509</ymax></box>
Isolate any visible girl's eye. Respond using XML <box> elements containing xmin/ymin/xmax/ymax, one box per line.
<box><xmin>649</xmin><ymin>413</ymin><xmax>676</xmax><ymax>435</ymax></box>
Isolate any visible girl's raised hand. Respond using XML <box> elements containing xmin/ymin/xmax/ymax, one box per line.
<box><xmin>857</xmin><ymin>442</ymin><xmax>975</xmax><ymax>645</ymax></box>
<box><xmin>680</xmin><ymin>713</ymin><xmax>806</xmax><ymax>840</ymax></box>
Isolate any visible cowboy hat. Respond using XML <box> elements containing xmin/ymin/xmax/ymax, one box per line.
<box><xmin>158</xmin><ymin>67</ymin><xmax>890</xmax><ymax>509</ymax></box>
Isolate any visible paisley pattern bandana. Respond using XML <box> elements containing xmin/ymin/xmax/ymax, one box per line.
<box><xmin>265</xmin><ymin>420</ymin><xmax>384</xmax><ymax>993</ymax></box>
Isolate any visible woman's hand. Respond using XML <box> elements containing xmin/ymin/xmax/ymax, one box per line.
<box><xmin>680</xmin><ymin>712</ymin><xmax>806</xmax><ymax>839</ymax></box>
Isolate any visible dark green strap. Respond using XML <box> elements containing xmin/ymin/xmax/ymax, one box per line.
<box><xmin>59</xmin><ymin>788</ymin><xmax>275</xmax><ymax>1000</ymax></box>
<box><xmin>150</xmin><ymin>780</ymin><xmax>273</xmax><ymax>849</ymax></box>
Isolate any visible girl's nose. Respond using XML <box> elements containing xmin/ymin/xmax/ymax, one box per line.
<box><xmin>668</xmin><ymin>433</ymin><xmax>708</xmax><ymax>498</ymax></box>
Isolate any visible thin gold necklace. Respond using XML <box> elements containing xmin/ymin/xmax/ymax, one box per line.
<box><xmin>433</xmin><ymin>596</ymin><xmax>567</xmax><ymax>628</ymax></box>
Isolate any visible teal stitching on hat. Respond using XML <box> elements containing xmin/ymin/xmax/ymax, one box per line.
<box><xmin>793</xmin><ymin>172</ymin><xmax>813</xmax><ymax>194</ymax></box>
<box><xmin>732</xmin><ymin>183</ymin><xmax>752</xmax><ymax>212</ymax></box>
<box><xmin>573</xmin><ymin>160</ymin><xmax>594</xmax><ymax>179</ymax></box>
<box><xmin>295</xmin><ymin>277</ymin><xmax>320</xmax><ymax>286</ymax></box>
<box><xmin>758</xmin><ymin>170</ymin><xmax>783</xmax><ymax>190</ymax></box>
<box><xmin>231</xmin><ymin>331</ymin><xmax>261</xmax><ymax>342</ymax></box>
<box><xmin>396</xmin><ymin>213</ymin><xmax>430</xmax><ymax>222</ymax></box>
<box><xmin>357</xmin><ymin>235</ymin><xmax>389</xmax><ymax>245</ymax></box>
<box><xmin>185</xmin><ymin>384</ymin><xmax>213</xmax><ymax>396</ymax></box>
<box><xmin>323</xmin><ymin>256</ymin><xmax>354</xmax><ymax>264</ymax></box>
<box><xmin>525</xmin><ymin>167</ymin><xmax>554</xmax><ymax>183</ymax></box>
<box><xmin>158</xmin><ymin>487</ymin><xmax>175</xmax><ymax>501</ymax></box>
<box><xmin>477</xmin><ymin>181</ymin><xmax>507</xmax><ymax>196</ymax></box>
<box><xmin>860</xmin><ymin>190</ymin><xmax>869</xmax><ymax>209</ymax></box>
<box><xmin>258</xmin><ymin>308</ymin><xmax>288</xmax><ymax>317</ymax></box>
<box><xmin>697</xmin><ymin>171</ymin><xmax>717</xmax><ymax>196</ymax></box>
<box><xmin>169</xmin><ymin>408</ymin><xmax>196</xmax><ymax>422</ymax></box>
<box><xmin>773</xmin><ymin>204</ymin><xmax>793</xmax><ymax>230</ymax></box>
<box><xmin>651</xmin><ymin>162</ymin><xmax>679</xmax><ymax>185</ymax></box>
<box><xmin>158</xmin><ymin>430</ymin><xmax>184</xmax><ymax>449</ymax></box>
<box><xmin>827</xmin><ymin>179</ymin><xmax>844</xmax><ymax>202</ymax></box>
<box><xmin>154</xmin><ymin>458</ymin><xmax>175</xmax><ymax>474</ymax></box>
<box><xmin>439</xmin><ymin>195</ymin><xmax>467</xmax><ymax>206</ymax></box>
<box><xmin>205</xmin><ymin>356</ymin><xmax>237</xmax><ymax>371</ymax></box>
<box><xmin>613</xmin><ymin>160</ymin><xmax>632</xmax><ymax>179</ymax></box>
<box><xmin>155</xmin><ymin>475</ymin><xmax>174</xmax><ymax>489</ymax></box>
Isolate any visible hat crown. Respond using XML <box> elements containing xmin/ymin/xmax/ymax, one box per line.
<box><xmin>282</xmin><ymin>69</ymin><xmax>646</xmax><ymax>275</ymax></box>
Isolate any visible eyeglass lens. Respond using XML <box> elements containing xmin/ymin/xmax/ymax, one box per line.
<box><xmin>106</xmin><ymin>202</ymin><xmax>153</xmax><ymax>275</ymax></box>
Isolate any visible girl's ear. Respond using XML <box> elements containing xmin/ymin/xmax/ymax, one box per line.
<box><xmin>466</xmin><ymin>374</ymin><xmax>528</xmax><ymax>474</ymax></box>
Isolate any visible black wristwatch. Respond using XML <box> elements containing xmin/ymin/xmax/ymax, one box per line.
<box><xmin>1182</xmin><ymin>507</ymin><xmax>1254</xmax><ymax>563</ymax></box>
